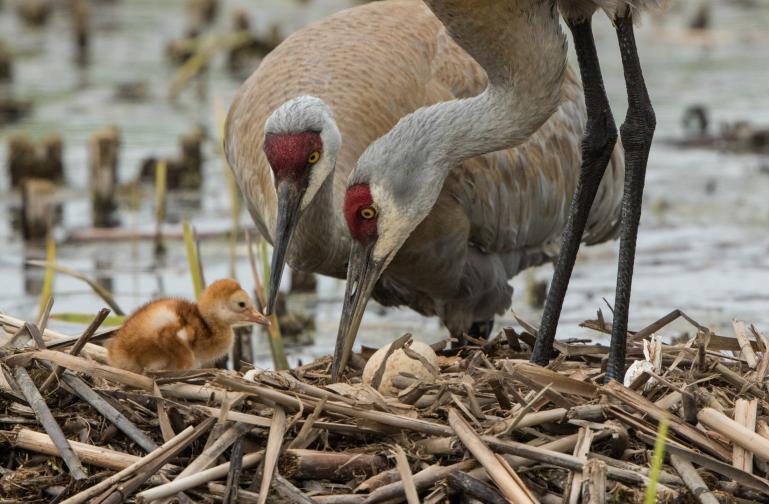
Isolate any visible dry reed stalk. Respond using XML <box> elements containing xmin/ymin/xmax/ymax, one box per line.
<box><xmin>698</xmin><ymin>407</ymin><xmax>769</xmax><ymax>460</ymax></box>
<box><xmin>40</xmin><ymin>308</ymin><xmax>110</xmax><ymax>392</ymax></box>
<box><xmin>733</xmin><ymin>319</ymin><xmax>758</xmax><ymax>369</ymax></box>
<box><xmin>257</xmin><ymin>405</ymin><xmax>287</xmax><ymax>504</ymax></box>
<box><xmin>732</xmin><ymin>398</ymin><xmax>758</xmax><ymax>473</ymax></box>
<box><xmin>448</xmin><ymin>409</ymin><xmax>536</xmax><ymax>504</ymax></box>
<box><xmin>669</xmin><ymin>454</ymin><xmax>719</xmax><ymax>504</ymax></box>
<box><xmin>392</xmin><ymin>445</ymin><xmax>419</xmax><ymax>504</ymax></box>
<box><xmin>11</xmin><ymin>428</ymin><xmax>142</xmax><ymax>470</ymax></box>
<box><xmin>13</xmin><ymin>367</ymin><xmax>87</xmax><ymax>480</ymax></box>
<box><xmin>581</xmin><ymin>458</ymin><xmax>606</xmax><ymax>504</ymax></box>
<box><xmin>61</xmin><ymin>424</ymin><xmax>198</xmax><ymax>504</ymax></box>
<box><xmin>137</xmin><ymin>451</ymin><xmax>264</xmax><ymax>501</ymax></box>
<box><xmin>564</xmin><ymin>427</ymin><xmax>594</xmax><ymax>504</ymax></box>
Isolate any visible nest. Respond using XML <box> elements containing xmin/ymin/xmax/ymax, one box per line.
<box><xmin>1</xmin><ymin>309</ymin><xmax>769</xmax><ymax>503</ymax></box>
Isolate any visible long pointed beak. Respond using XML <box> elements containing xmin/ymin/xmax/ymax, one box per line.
<box><xmin>266</xmin><ymin>182</ymin><xmax>302</xmax><ymax>316</ymax></box>
<box><xmin>330</xmin><ymin>240</ymin><xmax>386</xmax><ymax>382</ymax></box>
<box><xmin>244</xmin><ymin>308</ymin><xmax>271</xmax><ymax>326</ymax></box>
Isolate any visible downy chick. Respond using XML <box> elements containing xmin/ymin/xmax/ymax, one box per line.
<box><xmin>106</xmin><ymin>279</ymin><xmax>269</xmax><ymax>373</ymax></box>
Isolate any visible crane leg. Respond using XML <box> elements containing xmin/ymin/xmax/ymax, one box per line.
<box><xmin>530</xmin><ymin>16</ymin><xmax>618</xmax><ymax>366</ymax></box>
<box><xmin>605</xmin><ymin>14</ymin><xmax>656</xmax><ymax>382</ymax></box>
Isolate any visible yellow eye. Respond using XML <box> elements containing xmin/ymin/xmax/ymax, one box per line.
<box><xmin>307</xmin><ymin>151</ymin><xmax>320</xmax><ymax>164</ymax></box>
<box><xmin>359</xmin><ymin>206</ymin><xmax>376</xmax><ymax>220</ymax></box>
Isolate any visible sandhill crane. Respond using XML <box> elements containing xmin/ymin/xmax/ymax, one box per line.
<box><xmin>225</xmin><ymin>0</ymin><xmax>501</xmax><ymax>314</ymax></box>
<box><xmin>332</xmin><ymin>0</ymin><xmax>634</xmax><ymax>381</ymax></box>
<box><xmin>531</xmin><ymin>0</ymin><xmax>660</xmax><ymax>381</ymax></box>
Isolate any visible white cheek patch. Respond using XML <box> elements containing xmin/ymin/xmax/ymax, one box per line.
<box><xmin>176</xmin><ymin>328</ymin><xmax>189</xmax><ymax>344</ymax></box>
<box><xmin>369</xmin><ymin>184</ymin><xmax>413</xmax><ymax>262</ymax></box>
<box><xmin>300</xmin><ymin>158</ymin><xmax>332</xmax><ymax>211</ymax></box>
<box><xmin>147</xmin><ymin>306</ymin><xmax>178</xmax><ymax>332</ymax></box>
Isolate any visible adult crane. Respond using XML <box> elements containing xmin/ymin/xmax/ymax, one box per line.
<box><xmin>225</xmin><ymin>0</ymin><xmax>513</xmax><ymax>315</ymax></box>
<box><xmin>332</xmin><ymin>0</ymin><xmax>634</xmax><ymax>381</ymax></box>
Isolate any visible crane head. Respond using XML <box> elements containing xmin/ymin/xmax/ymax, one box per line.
<box><xmin>332</xmin><ymin>175</ymin><xmax>428</xmax><ymax>381</ymax></box>
<box><xmin>262</xmin><ymin>96</ymin><xmax>341</xmax><ymax>315</ymax></box>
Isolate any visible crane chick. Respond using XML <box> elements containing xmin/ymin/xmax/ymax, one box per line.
<box><xmin>106</xmin><ymin>279</ymin><xmax>269</xmax><ymax>373</ymax></box>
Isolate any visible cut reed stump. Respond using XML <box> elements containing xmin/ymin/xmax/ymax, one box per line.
<box><xmin>139</xmin><ymin>127</ymin><xmax>205</xmax><ymax>190</ymax></box>
<box><xmin>21</xmin><ymin>178</ymin><xmax>57</xmax><ymax>241</ymax></box>
<box><xmin>89</xmin><ymin>126</ymin><xmax>121</xmax><ymax>227</ymax></box>
<box><xmin>278</xmin><ymin>449</ymin><xmax>387</xmax><ymax>482</ymax></box>
<box><xmin>71</xmin><ymin>0</ymin><xmax>90</xmax><ymax>64</ymax></box>
<box><xmin>8</xmin><ymin>134</ymin><xmax>64</xmax><ymax>187</ymax></box>
<box><xmin>0</xmin><ymin>41</ymin><xmax>12</xmax><ymax>82</ymax></box>
<box><xmin>16</xmin><ymin>0</ymin><xmax>52</xmax><ymax>27</ymax></box>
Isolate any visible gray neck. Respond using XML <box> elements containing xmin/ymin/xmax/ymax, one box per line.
<box><xmin>424</xmin><ymin>0</ymin><xmax>565</xmax><ymax>166</ymax></box>
<box><xmin>362</xmin><ymin>0</ymin><xmax>566</xmax><ymax>191</ymax></box>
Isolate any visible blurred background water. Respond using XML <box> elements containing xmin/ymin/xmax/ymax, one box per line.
<box><xmin>1</xmin><ymin>0</ymin><xmax>769</xmax><ymax>368</ymax></box>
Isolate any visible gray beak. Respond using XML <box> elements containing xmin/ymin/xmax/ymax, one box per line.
<box><xmin>330</xmin><ymin>239</ymin><xmax>386</xmax><ymax>382</ymax></box>
<box><xmin>266</xmin><ymin>182</ymin><xmax>302</xmax><ymax>316</ymax></box>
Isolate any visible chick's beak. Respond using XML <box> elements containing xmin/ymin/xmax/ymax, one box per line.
<box><xmin>243</xmin><ymin>308</ymin><xmax>271</xmax><ymax>326</ymax></box>
<box><xmin>266</xmin><ymin>182</ymin><xmax>303</xmax><ymax>316</ymax></box>
<box><xmin>330</xmin><ymin>239</ymin><xmax>386</xmax><ymax>382</ymax></box>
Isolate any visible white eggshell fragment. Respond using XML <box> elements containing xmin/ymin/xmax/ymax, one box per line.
<box><xmin>362</xmin><ymin>340</ymin><xmax>438</xmax><ymax>396</ymax></box>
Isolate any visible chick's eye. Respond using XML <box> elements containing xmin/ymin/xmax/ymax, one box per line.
<box><xmin>307</xmin><ymin>151</ymin><xmax>320</xmax><ymax>164</ymax></box>
<box><xmin>358</xmin><ymin>206</ymin><xmax>376</xmax><ymax>220</ymax></box>
<box><xmin>237</xmin><ymin>301</ymin><xmax>246</xmax><ymax>309</ymax></box>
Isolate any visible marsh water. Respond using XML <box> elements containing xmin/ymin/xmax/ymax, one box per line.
<box><xmin>2</xmin><ymin>0</ymin><xmax>769</xmax><ymax>367</ymax></box>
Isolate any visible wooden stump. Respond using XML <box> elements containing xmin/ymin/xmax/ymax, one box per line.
<box><xmin>90</xmin><ymin>126</ymin><xmax>121</xmax><ymax>227</ymax></box>
<box><xmin>71</xmin><ymin>0</ymin><xmax>90</xmax><ymax>64</ymax></box>
<box><xmin>7</xmin><ymin>134</ymin><xmax>64</xmax><ymax>187</ymax></box>
<box><xmin>8</xmin><ymin>135</ymin><xmax>37</xmax><ymax>187</ymax></box>
<box><xmin>16</xmin><ymin>0</ymin><xmax>52</xmax><ymax>27</ymax></box>
<box><xmin>40</xmin><ymin>134</ymin><xmax>64</xmax><ymax>183</ymax></box>
<box><xmin>0</xmin><ymin>41</ymin><xmax>12</xmax><ymax>82</ymax></box>
<box><xmin>175</xmin><ymin>127</ymin><xmax>204</xmax><ymax>189</ymax></box>
<box><xmin>21</xmin><ymin>178</ymin><xmax>56</xmax><ymax>241</ymax></box>
<box><xmin>186</xmin><ymin>0</ymin><xmax>218</xmax><ymax>32</ymax></box>
<box><xmin>139</xmin><ymin>128</ymin><xmax>204</xmax><ymax>190</ymax></box>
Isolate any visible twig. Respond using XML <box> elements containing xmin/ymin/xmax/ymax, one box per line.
<box><xmin>733</xmin><ymin>319</ymin><xmax>758</xmax><ymax>369</ymax></box>
<box><xmin>272</xmin><ymin>474</ymin><xmax>315</xmax><ymax>504</ymax></box>
<box><xmin>61</xmin><ymin>424</ymin><xmax>197</xmax><ymax>504</ymax></box>
<box><xmin>13</xmin><ymin>367</ymin><xmax>87</xmax><ymax>480</ymax></box>
<box><xmin>732</xmin><ymin>398</ymin><xmax>758</xmax><ymax>473</ymax></box>
<box><xmin>10</xmin><ymin>428</ymin><xmax>144</xmax><ymax>471</ymax></box>
<box><xmin>40</xmin><ymin>308</ymin><xmax>110</xmax><ymax>392</ymax></box>
<box><xmin>698</xmin><ymin>407</ymin><xmax>769</xmax><ymax>460</ymax></box>
<box><xmin>581</xmin><ymin>458</ymin><xmax>606</xmax><ymax>504</ymax></box>
<box><xmin>137</xmin><ymin>451</ymin><xmax>264</xmax><ymax>501</ymax></box>
<box><xmin>362</xmin><ymin>460</ymin><xmax>476</xmax><ymax>504</ymax></box>
<box><xmin>25</xmin><ymin>260</ymin><xmax>125</xmax><ymax>315</ymax></box>
<box><xmin>670</xmin><ymin>454</ymin><xmax>719</xmax><ymax>504</ymax></box>
<box><xmin>392</xmin><ymin>445</ymin><xmax>419</xmax><ymax>504</ymax></box>
<box><xmin>60</xmin><ymin>372</ymin><xmax>157</xmax><ymax>452</ymax></box>
<box><xmin>446</xmin><ymin>471</ymin><xmax>508</xmax><ymax>504</ymax></box>
<box><xmin>257</xmin><ymin>406</ymin><xmax>287</xmax><ymax>504</ymax></box>
<box><xmin>223</xmin><ymin>435</ymin><xmax>245</xmax><ymax>504</ymax></box>
<box><xmin>93</xmin><ymin>418</ymin><xmax>215</xmax><ymax>504</ymax></box>
<box><xmin>288</xmin><ymin>396</ymin><xmax>326</xmax><ymax>449</ymax></box>
<box><xmin>448</xmin><ymin>409</ymin><xmax>535</xmax><ymax>504</ymax></box>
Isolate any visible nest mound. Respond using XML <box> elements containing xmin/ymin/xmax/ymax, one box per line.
<box><xmin>1</xmin><ymin>310</ymin><xmax>768</xmax><ymax>503</ymax></box>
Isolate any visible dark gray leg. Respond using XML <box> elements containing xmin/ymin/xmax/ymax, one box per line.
<box><xmin>531</xmin><ymin>16</ymin><xmax>618</xmax><ymax>366</ymax></box>
<box><xmin>605</xmin><ymin>14</ymin><xmax>656</xmax><ymax>382</ymax></box>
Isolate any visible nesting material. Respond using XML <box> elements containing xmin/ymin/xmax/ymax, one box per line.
<box><xmin>4</xmin><ymin>309</ymin><xmax>769</xmax><ymax>503</ymax></box>
<box><xmin>362</xmin><ymin>339</ymin><xmax>438</xmax><ymax>396</ymax></box>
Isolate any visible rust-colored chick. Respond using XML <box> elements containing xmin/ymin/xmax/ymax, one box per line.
<box><xmin>106</xmin><ymin>279</ymin><xmax>269</xmax><ymax>373</ymax></box>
